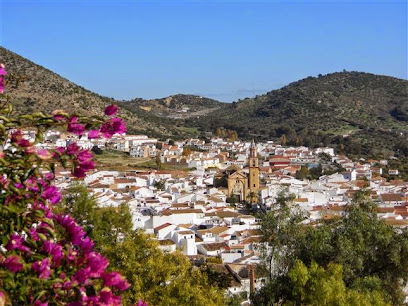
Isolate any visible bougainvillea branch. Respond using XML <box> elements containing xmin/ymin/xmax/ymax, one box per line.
<box><xmin>0</xmin><ymin>61</ymin><xmax>133</xmax><ymax>305</ymax></box>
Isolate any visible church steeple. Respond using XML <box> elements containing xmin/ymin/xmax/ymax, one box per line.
<box><xmin>249</xmin><ymin>140</ymin><xmax>258</xmax><ymax>168</ymax></box>
<box><xmin>248</xmin><ymin>140</ymin><xmax>259</xmax><ymax>200</ymax></box>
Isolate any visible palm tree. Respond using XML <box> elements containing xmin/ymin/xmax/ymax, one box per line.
<box><xmin>246</xmin><ymin>191</ymin><xmax>258</xmax><ymax>205</ymax></box>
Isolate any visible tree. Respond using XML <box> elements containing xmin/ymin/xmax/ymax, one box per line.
<box><xmin>199</xmin><ymin>262</ymin><xmax>234</xmax><ymax>289</ymax></box>
<box><xmin>295</xmin><ymin>166</ymin><xmax>309</xmax><ymax>180</ymax></box>
<box><xmin>259</xmin><ymin>190</ymin><xmax>305</xmax><ymax>280</ymax></box>
<box><xmin>91</xmin><ymin>145</ymin><xmax>103</xmax><ymax>155</ymax></box>
<box><xmin>216</xmin><ymin>127</ymin><xmax>223</xmax><ymax>137</ymax></box>
<box><xmin>309</xmin><ymin>163</ymin><xmax>323</xmax><ymax>180</ymax></box>
<box><xmin>61</xmin><ymin>185</ymin><xmax>226</xmax><ymax>305</ymax></box>
<box><xmin>103</xmin><ymin>231</ymin><xmax>225</xmax><ymax>305</ymax></box>
<box><xmin>156</xmin><ymin>155</ymin><xmax>163</xmax><ymax>170</ymax></box>
<box><xmin>154</xmin><ymin>179</ymin><xmax>166</xmax><ymax>191</ymax></box>
<box><xmin>182</xmin><ymin>147</ymin><xmax>191</xmax><ymax>156</ymax></box>
<box><xmin>228</xmin><ymin>130</ymin><xmax>238</xmax><ymax>141</ymax></box>
<box><xmin>60</xmin><ymin>183</ymin><xmax>98</xmax><ymax>229</ymax></box>
<box><xmin>254</xmin><ymin>189</ymin><xmax>408</xmax><ymax>304</ymax></box>
<box><xmin>287</xmin><ymin>260</ymin><xmax>387</xmax><ymax>305</ymax></box>
<box><xmin>295</xmin><ymin>136</ymin><xmax>301</xmax><ymax>146</ymax></box>
<box><xmin>246</xmin><ymin>191</ymin><xmax>258</xmax><ymax>205</ymax></box>
<box><xmin>281</xmin><ymin>134</ymin><xmax>287</xmax><ymax>146</ymax></box>
<box><xmin>227</xmin><ymin>194</ymin><xmax>239</xmax><ymax>206</ymax></box>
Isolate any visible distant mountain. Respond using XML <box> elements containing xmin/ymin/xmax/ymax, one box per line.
<box><xmin>0</xmin><ymin>47</ymin><xmax>220</xmax><ymax>138</ymax></box>
<box><xmin>187</xmin><ymin>72</ymin><xmax>408</xmax><ymax>157</ymax></box>
<box><xmin>125</xmin><ymin>94</ymin><xmax>223</xmax><ymax>115</ymax></box>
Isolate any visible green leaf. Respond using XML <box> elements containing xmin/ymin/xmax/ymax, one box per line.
<box><xmin>34</xmin><ymin>290</ymin><xmax>48</xmax><ymax>301</ymax></box>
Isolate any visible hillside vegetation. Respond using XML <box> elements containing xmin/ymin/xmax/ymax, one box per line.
<box><xmin>187</xmin><ymin>72</ymin><xmax>408</xmax><ymax>157</ymax></box>
<box><xmin>124</xmin><ymin>94</ymin><xmax>223</xmax><ymax>118</ymax></box>
<box><xmin>0</xmin><ymin>47</ymin><xmax>217</xmax><ymax>139</ymax></box>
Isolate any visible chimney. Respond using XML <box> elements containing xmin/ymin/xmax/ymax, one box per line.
<box><xmin>249</xmin><ymin>265</ymin><xmax>256</xmax><ymax>294</ymax></box>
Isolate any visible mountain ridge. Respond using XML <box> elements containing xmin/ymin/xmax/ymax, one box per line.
<box><xmin>2</xmin><ymin>46</ymin><xmax>408</xmax><ymax>157</ymax></box>
<box><xmin>186</xmin><ymin>71</ymin><xmax>408</xmax><ymax>157</ymax></box>
<box><xmin>0</xmin><ymin>46</ymin><xmax>219</xmax><ymax>138</ymax></box>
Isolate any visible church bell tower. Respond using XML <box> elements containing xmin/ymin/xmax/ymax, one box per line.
<box><xmin>248</xmin><ymin>140</ymin><xmax>260</xmax><ymax>199</ymax></box>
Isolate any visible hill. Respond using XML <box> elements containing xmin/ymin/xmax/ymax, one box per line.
<box><xmin>123</xmin><ymin>94</ymin><xmax>223</xmax><ymax>119</ymax></box>
<box><xmin>2</xmin><ymin>46</ymin><xmax>407</xmax><ymax>157</ymax></box>
<box><xmin>187</xmin><ymin>72</ymin><xmax>408</xmax><ymax>157</ymax></box>
<box><xmin>0</xmin><ymin>47</ymin><xmax>220</xmax><ymax>139</ymax></box>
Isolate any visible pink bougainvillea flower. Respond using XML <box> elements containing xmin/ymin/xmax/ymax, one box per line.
<box><xmin>72</xmin><ymin>167</ymin><xmax>86</xmax><ymax>178</ymax></box>
<box><xmin>67</xmin><ymin>117</ymin><xmax>85</xmax><ymax>136</ymax></box>
<box><xmin>138</xmin><ymin>299</ymin><xmax>148</xmax><ymax>306</ymax></box>
<box><xmin>66</xmin><ymin>250</ymin><xmax>78</xmax><ymax>262</ymax></box>
<box><xmin>56</xmin><ymin>214</ymin><xmax>86</xmax><ymax>245</ymax></box>
<box><xmin>33</xmin><ymin>202</ymin><xmax>54</xmax><ymax>219</ymax></box>
<box><xmin>33</xmin><ymin>300</ymin><xmax>48</xmax><ymax>306</ymax></box>
<box><xmin>66</xmin><ymin>143</ymin><xmax>81</xmax><ymax>155</ymax></box>
<box><xmin>80</xmin><ymin>236</ymin><xmax>94</xmax><ymax>254</ymax></box>
<box><xmin>98</xmin><ymin>288</ymin><xmax>122</xmax><ymax>304</ymax></box>
<box><xmin>0</xmin><ymin>66</ymin><xmax>7</xmax><ymax>76</ymax></box>
<box><xmin>52</xmin><ymin>110</ymin><xmax>67</xmax><ymax>121</ymax></box>
<box><xmin>73</xmin><ymin>267</ymin><xmax>91</xmax><ymax>283</ymax></box>
<box><xmin>14</xmin><ymin>183</ymin><xmax>24</xmax><ymax>189</ymax></box>
<box><xmin>100</xmin><ymin>117</ymin><xmax>126</xmax><ymax>138</ymax></box>
<box><xmin>70</xmin><ymin>149</ymin><xmax>96</xmax><ymax>178</ymax></box>
<box><xmin>41</xmin><ymin>185</ymin><xmax>61</xmax><ymax>204</ymax></box>
<box><xmin>53</xmin><ymin>146</ymin><xmax>66</xmax><ymax>159</ymax></box>
<box><xmin>102</xmin><ymin>272</ymin><xmax>130</xmax><ymax>291</ymax></box>
<box><xmin>44</xmin><ymin>172</ymin><xmax>55</xmax><ymax>181</ymax></box>
<box><xmin>30</xmin><ymin>227</ymin><xmax>40</xmax><ymax>241</ymax></box>
<box><xmin>10</xmin><ymin>130</ymin><xmax>31</xmax><ymax>147</ymax></box>
<box><xmin>87</xmin><ymin>129</ymin><xmax>100</xmax><ymax>139</ymax></box>
<box><xmin>24</xmin><ymin>146</ymin><xmax>36</xmax><ymax>154</ymax></box>
<box><xmin>6</xmin><ymin>233</ymin><xmax>30</xmax><ymax>253</ymax></box>
<box><xmin>43</xmin><ymin>241</ymin><xmax>63</xmax><ymax>266</ymax></box>
<box><xmin>36</xmin><ymin>149</ymin><xmax>52</xmax><ymax>160</ymax></box>
<box><xmin>77</xmin><ymin>150</ymin><xmax>93</xmax><ymax>162</ymax></box>
<box><xmin>104</xmin><ymin>104</ymin><xmax>118</xmax><ymax>116</ymax></box>
<box><xmin>2</xmin><ymin>255</ymin><xmax>23</xmax><ymax>273</ymax></box>
<box><xmin>78</xmin><ymin>159</ymin><xmax>95</xmax><ymax>171</ymax></box>
<box><xmin>0</xmin><ymin>66</ymin><xmax>7</xmax><ymax>94</ymax></box>
<box><xmin>31</xmin><ymin>258</ymin><xmax>52</xmax><ymax>279</ymax></box>
<box><xmin>87</xmin><ymin>252</ymin><xmax>109</xmax><ymax>277</ymax></box>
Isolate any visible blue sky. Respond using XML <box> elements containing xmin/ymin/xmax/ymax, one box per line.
<box><xmin>0</xmin><ymin>0</ymin><xmax>407</xmax><ymax>102</ymax></box>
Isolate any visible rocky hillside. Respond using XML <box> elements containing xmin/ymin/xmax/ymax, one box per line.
<box><xmin>0</xmin><ymin>47</ymin><xmax>209</xmax><ymax>138</ymax></box>
<box><xmin>187</xmin><ymin>72</ymin><xmax>408</xmax><ymax>157</ymax></box>
<box><xmin>124</xmin><ymin>94</ymin><xmax>223</xmax><ymax>118</ymax></box>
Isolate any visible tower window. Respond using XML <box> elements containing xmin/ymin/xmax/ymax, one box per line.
<box><xmin>254</xmin><ymin>184</ymin><xmax>256</xmax><ymax>187</ymax></box>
